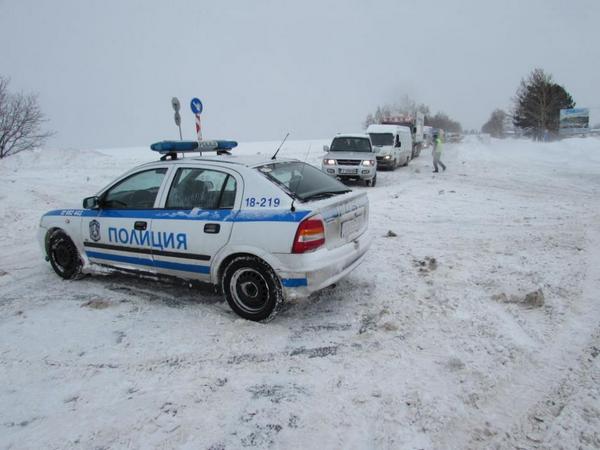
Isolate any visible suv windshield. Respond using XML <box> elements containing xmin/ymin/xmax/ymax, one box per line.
<box><xmin>258</xmin><ymin>161</ymin><xmax>350</xmax><ymax>201</ymax></box>
<box><xmin>368</xmin><ymin>133</ymin><xmax>394</xmax><ymax>146</ymax></box>
<box><xmin>330</xmin><ymin>137</ymin><xmax>372</xmax><ymax>152</ymax></box>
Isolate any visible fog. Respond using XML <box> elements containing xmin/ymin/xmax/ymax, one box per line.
<box><xmin>1</xmin><ymin>0</ymin><xmax>598</xmax><ymax>149</ymax></box>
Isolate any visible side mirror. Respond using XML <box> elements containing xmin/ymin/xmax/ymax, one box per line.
<box><xmin>395</xmin><ymin>141</ymin><xmax>401</xmax><ymax>148</ymax></box>
<box><xmin>323</xmin><ymin>145</ymin><xmax>330</xmax><ymax>152</ymax></box>
<box><xmin>83</xmin><ymin>196</ymin><xmax>100</xmax><ymax>209</ymax></box>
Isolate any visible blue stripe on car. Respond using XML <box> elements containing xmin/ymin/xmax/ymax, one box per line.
<box><xmin>85</xmin><ymin>251</ymin><xmax>210</xmax><ymax>274</ymax></box>
<box><xmin>86</xmin><ymin>250</ymin><xmax>308</xmax><ymax>287</ymax></box>
<box><xmin>281</xmin><ymin>278</ymin><xmax>308</xmax><ymax>287</ymax></box>
<box><xmin>44</xmin><ymin>209</ymin><xmax>311</xmax><ymax>222</ymax></box>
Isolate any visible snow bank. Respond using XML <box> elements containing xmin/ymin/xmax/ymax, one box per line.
<box><xmin>1</xmin><ymin>137</ymin><xmax>600</xmax><ymax>449</ymax></box>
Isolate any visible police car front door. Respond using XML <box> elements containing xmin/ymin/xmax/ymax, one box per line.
<box><xmin>83</xmin><ymin>167</ymin><xmax>169</xmax><ymax>273</ymax></box>
<box><xmin>150</xmin><ymin>166</ymin><xmax>239</xmax><ymax>281</ymax></box>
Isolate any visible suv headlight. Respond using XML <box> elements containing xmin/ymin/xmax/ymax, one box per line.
<box><xmin>362</xmin><ymin>160</ymin><xmax>375</xmax><ymax>166</ymax></box>
<box><xmin>383</xmin><ymin>155</ymin><xmax>392</xmax><ymax>160</ymax></box>
<box><xmin>323</xmin><ymin>159</ymin><xmax>336</xmax><ymax>165</ymax></box>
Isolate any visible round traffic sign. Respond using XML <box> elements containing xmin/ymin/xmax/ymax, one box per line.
<box><xmin>171</xmin><ymin>97</ymin><xmax>181</xmax><ymax>112</ymax></box>
<box><xmin>190</xmin><ymin>98</ymin><xmax>203</xmax><ymax>114</ymax></box>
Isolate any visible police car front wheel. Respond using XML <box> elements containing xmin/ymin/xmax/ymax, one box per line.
<box><xmin>48</xmin><ymin>230</ymin><xmax>83</xmax><ymax>280</ymax></box>
<box><xmin>222</xmin><ymin>256</ymin><xmax>283</xmax><ymax>322</ymax></box>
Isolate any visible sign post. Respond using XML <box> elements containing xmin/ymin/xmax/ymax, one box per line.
<box><xmin>171</xmin><ymin>97</ymin><xmax>182</xmax><ymax>140</ymax></box>
<box><xmin>190</xmin><ymin>97</ymin><xmax>203</xmax><ymax>142</ymax></box>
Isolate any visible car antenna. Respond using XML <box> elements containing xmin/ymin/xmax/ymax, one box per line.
<box><xmin>271</xmin><ymin>132</ymin><xmax>290</xmax><ymax>160</ymax></box>
<box><xmin>290</xmin><ymin>142</ymin><xmax>312</xmax><ymax>213</ymax></box>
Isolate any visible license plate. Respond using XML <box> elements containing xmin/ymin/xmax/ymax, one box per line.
<box><xmin>339</xmin><ymin>168</ymin><xmax>358</xmax><ymax>175</ymax></box>
<box><xmin>341</xmin><ymin>217</ymin><xmax>362</xmax><ymax>238</ymax></box>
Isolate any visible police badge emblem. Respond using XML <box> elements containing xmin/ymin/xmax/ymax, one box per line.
<box><xmin>89</xmin><ymin>220</ymin><xmax>101</xmax><ymax>242</ymax></box>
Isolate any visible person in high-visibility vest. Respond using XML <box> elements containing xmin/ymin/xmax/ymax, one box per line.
<box><xmin>432</xmin><ymin>133</ymin><xmax>446</xmax><ymax>173</ymax></box>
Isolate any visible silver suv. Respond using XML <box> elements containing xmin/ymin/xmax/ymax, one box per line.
<box><xmin>321</xmin><ymin>134</ymin><xmax>377</xmax><ymax>186</ymax></box>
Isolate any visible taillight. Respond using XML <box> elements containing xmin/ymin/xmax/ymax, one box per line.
<box><xmin>292</xmin><ymin>217</ymin><xmax>325</xmax><ymax>253</ymax></box>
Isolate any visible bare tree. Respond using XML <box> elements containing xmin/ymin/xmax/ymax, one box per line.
<box><xmin>427</xmin><ymin>112</ymin><xmax>462</xmax><ymax>133</ymax></box>
<box><xmin>0</xmin><ymin>76</ymin><xmax>53</xmax><ymax>158</ymax></box>
<box><xmin>481</xmin><ymin>109</ymin><xmax>507</xmax><ymax>137</ymax></box>
<box><xmin>363</xmin><ymin>95</ymin><xmax>464</xmax><ymax>133</ymax></box>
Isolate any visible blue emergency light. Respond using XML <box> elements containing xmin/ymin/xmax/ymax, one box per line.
<box><xmin>150</xmin><ymin>140</ymin><xmax>238</xmax><ymax>154</ymax></box>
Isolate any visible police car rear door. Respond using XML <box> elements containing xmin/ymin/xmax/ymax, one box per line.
<box><xmin>150</xmin><ymin>165</ymin><xmax>240</xmax><ymax>281</ymax></box>
<box><xmin>83</xmin><ymin>166</ymin><xmax>170</xmax><ymax>273</ymax></box>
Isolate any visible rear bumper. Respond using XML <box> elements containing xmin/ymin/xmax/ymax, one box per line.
<box><xmin>274</xmin><ymin>231</ymin><xmax>372</xmax><ymax>299</ymax></box>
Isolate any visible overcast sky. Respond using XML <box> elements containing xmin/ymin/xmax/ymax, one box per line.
<box><xmin>1</xmin><ymin>0</ymin><xmax>599</xmax><ymax>149</ymax></box>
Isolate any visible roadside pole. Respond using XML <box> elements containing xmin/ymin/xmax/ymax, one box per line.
<box><xmin>190</xmin><ymin>97</ymin><xmax>203</xmax><ymax>138</ymax></box>
<box><xmin>190</xmin><ymin>97</ymin><xmax>203</xmax><ymax>155</ymax></box>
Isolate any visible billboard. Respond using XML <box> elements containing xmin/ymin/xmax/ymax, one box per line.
<box><xmin>559</xmin><ymin>108</ymin><xmax>589</xmax><ymax>135</ymax></box>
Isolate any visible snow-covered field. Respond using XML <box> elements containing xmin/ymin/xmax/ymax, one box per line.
<box><xmin>1</xmin><ymin>136</ymin><xmax>600</xmax><ymax>449</ymax></box>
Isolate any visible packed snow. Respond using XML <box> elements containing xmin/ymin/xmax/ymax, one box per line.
<box><xmin>1</xmin><ymin>136</ymin><xmax>600</xmax><ymax>449</ymax></box>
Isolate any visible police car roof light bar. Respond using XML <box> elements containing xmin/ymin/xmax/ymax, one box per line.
<box><xmin>150</xmin><ymin>140</ymin><xmax>238</xmax><ymax>160</ymax></box>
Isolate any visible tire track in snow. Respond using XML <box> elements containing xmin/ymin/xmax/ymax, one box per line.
<box><xmin>434</xmin><ymin>220</ymin><xmax>600</xmax><ymax>449</ymax></box>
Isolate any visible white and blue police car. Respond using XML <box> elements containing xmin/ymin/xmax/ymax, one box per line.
<box><xmin>39</xmin><ymin>140</ymin><xmax>372</xmax><ymax>321</ymax></box>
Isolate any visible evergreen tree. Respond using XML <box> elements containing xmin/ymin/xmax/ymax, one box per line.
<box><xmin>513</xmin><ymin>68</ymin><xmax>574</xmax><ymax>139</ymax></box>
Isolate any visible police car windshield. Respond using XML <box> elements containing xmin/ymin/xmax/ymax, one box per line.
<box><xmin>258</xmin><ymin>161</ymin><xmax>350</xmax><ymax>201</ymax></box>
<box><xmin>330</xmin><ymin>137</ymin><xmax>372</xmax><ymax>152</ymax></box>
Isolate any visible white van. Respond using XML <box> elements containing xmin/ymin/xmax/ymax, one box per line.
<box><xmin>366</xmin><ymin>124</ymin><xmax>413</xmax><ymax>169</ymax></box>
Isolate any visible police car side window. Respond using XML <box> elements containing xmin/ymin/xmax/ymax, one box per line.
<box><xmin>219</xmin><ymin>175</ymin><xmax>237</xmax><ymax>209</ymax></box>
<box><xmin>166</xmin><ymin>168</ymin><xmax>236</xmax><ymax>210</ymax></box>
<box><xmin>103</xmin><ymin>168</ymin><xmax>167</xmax><ymax>209</ymax></box>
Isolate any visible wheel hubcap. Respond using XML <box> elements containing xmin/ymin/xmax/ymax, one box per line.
<box><xmin>229</xmin><ymin>268</ymin><xmax>269</xmax><ymax>314</ymax></box>
<box><xmin>240</xmin><ymin>281</ymin><xmax>259</xmax><ymax>298</ymax></box>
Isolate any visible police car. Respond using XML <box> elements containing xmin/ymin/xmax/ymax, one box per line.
<box><xmin>38</xmin><ymin>140</ymin><xmax>372</xmax><ymax>321</ymax></box>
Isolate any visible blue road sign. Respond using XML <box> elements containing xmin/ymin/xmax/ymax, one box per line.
<box><xmin>190</xmin><ymin>98</ymin><xmax>203</xmax><ymax>114</ymax></box>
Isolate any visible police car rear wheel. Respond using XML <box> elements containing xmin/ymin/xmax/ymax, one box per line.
<box><xmin>223</xmin><ymin>257</ymin><xmax>283</xmax><ymax>322</ymax></box>
<box><xmin>48</xmin><ymin>231</ymin><xmax>83</xmax><ymax>279</ymax></box>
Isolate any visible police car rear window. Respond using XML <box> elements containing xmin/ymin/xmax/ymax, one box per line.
<box><xmin>258</xmin><ymin>161</ymin><xmax>349</xmax><ymax>201</ymax></box>
<box><xmin>166</xmin><ymin>168</ymin><xmax>237</xmax><ymax>210</ymax></box>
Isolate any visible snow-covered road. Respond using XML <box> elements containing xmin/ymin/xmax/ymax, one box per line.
<box><xmin>1</xmin><ymin>137</ymin><xmax>599</xmax><ymax>449</ymax></box>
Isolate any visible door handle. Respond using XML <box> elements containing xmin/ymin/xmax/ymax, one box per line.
<box><xmin>134</xmin><ymin>221</ymin><xmax>147</xmax><ymax>231</ymax></box>
<box><xmin>204</xmin><ymin>223</ymin><xmax>220</xmax><ymax>234</ymax></box>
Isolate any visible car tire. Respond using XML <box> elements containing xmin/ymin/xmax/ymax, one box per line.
<box><xmin>366</xmin><ymin>175</ymin><xmax>377</xmax><ymax>187</ymax></box>
<box><xmin>48</xmin><ymin>230</ymin><xmax>83</xmax><ymax>280</ymax></box>
<box><xmin>222</xmin><ymin>256</ymin><xmax>283</xmax><ymax>322</ymax></box>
